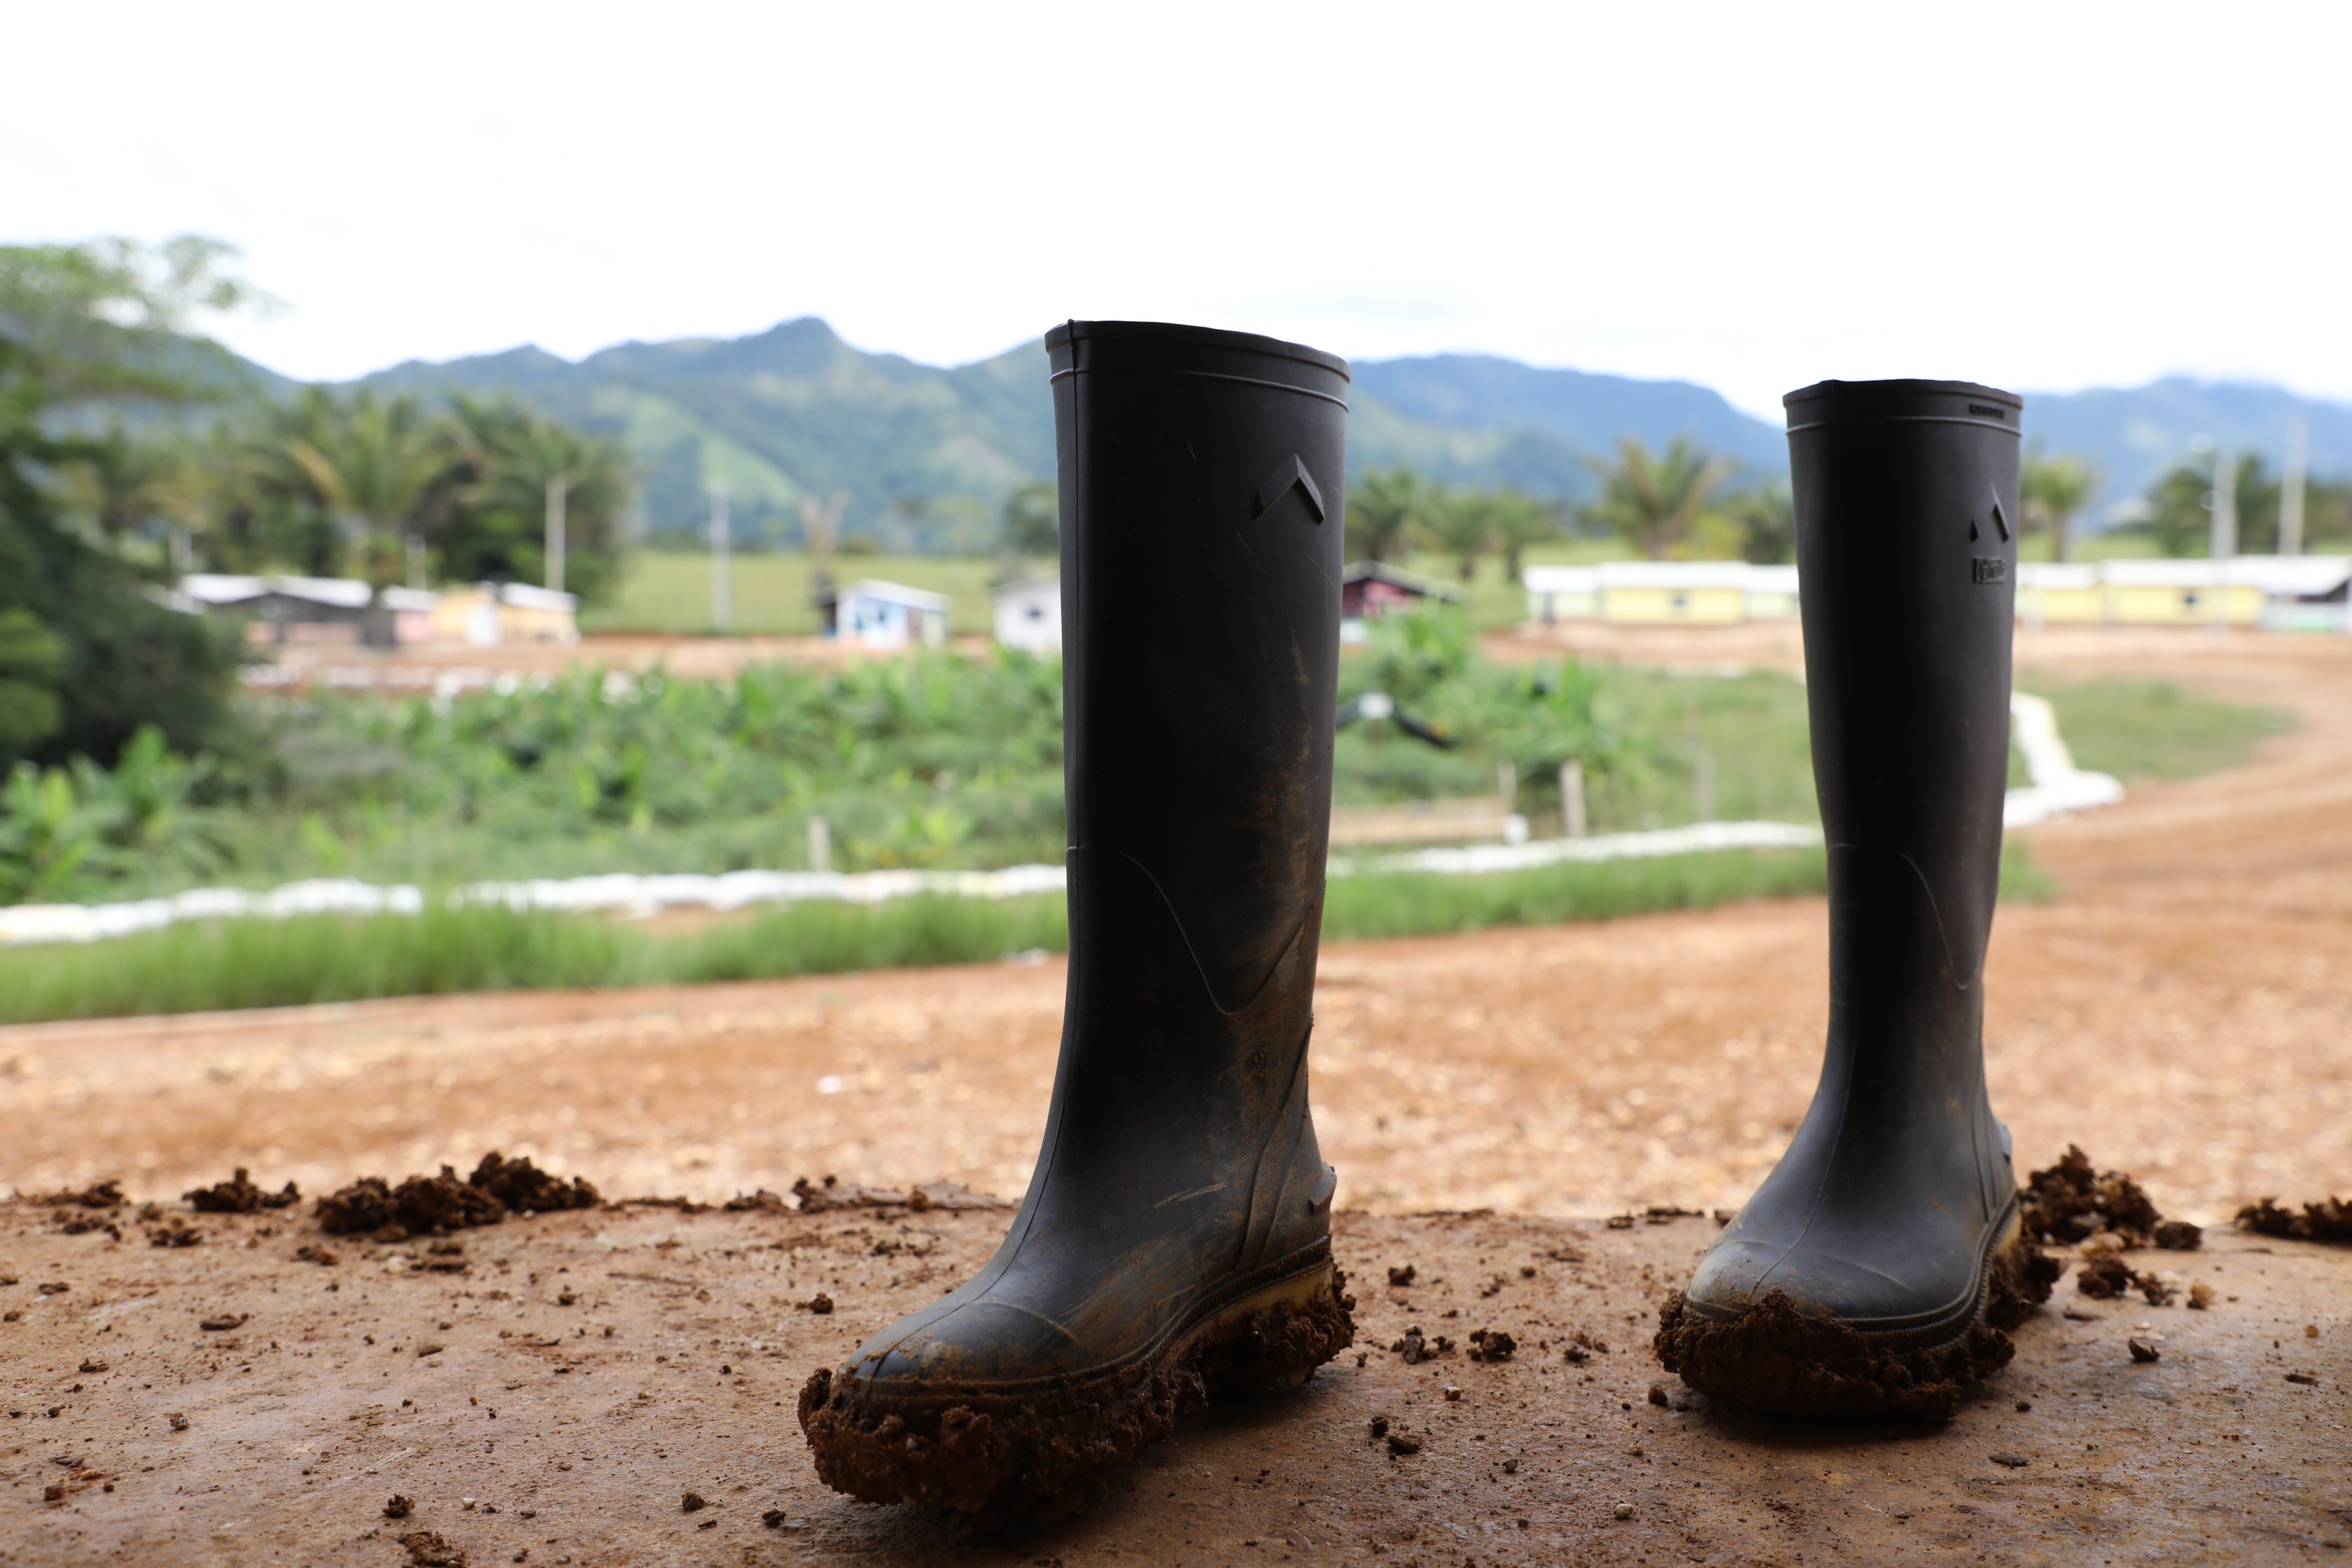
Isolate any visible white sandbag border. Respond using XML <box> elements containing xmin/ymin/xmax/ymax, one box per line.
<box><xmin>2004</xmin><ymin>692</ymin><xmax>2124</xmax><ymax>827</ymax></box>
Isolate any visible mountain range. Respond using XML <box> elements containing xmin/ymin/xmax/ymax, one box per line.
<box><xmin>321</xmin><ymin>318</ymin><xmax>2352</xmax><ymax>550</ymax></box>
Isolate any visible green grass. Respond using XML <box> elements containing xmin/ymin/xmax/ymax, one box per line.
<box><xmin>587</xmin><ymin>545</ymin><xmax>1630</xmax><ymax>638</ymax></box>
<box><xmin>0</xmin><ymin>895</ymin><xmax>1070</xmax><ymax>1026</ymax></box>
<box><xmin>584</xmin><ymin>551</ymin><xmax>1038</xmax><ymax>636</ymax></box>
<box><xmin>0</xmin><ymin>842</ymin><xmax>2054</xmax><ymax>1025</ymax></box>
<box><xmin>2024</xmin><ymin>676</ymin><xmax>2292</xmax><ymax>783</ymax></box>
<box><xmin>1321</xmin><ymin>848</ymin><xmax>1823</xmax><ymax>939</ymax></box>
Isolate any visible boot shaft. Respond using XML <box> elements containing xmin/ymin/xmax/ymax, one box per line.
<box><xmin>1048</xmin><ymin>321</ymin><xmax>1348</xmax><ymax>1009</ymax></box>
<box><xmin>1788</xmin><ymin>380</ymin><xmax>2019</xmax><ymax>991</ymax></box>
<box><xmin>1787</xmin><ymin>381</ymin><xmax>2018</xmax><ymax>1116</ymax></box>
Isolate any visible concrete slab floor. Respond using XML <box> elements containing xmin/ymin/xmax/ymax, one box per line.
<box><xmin>4</xmin><ymin>1202</ymin><xmax>2345</xmax><ymax>1566</ymax></box>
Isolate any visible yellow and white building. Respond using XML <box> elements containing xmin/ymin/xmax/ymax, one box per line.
<box><xmin>1523</xmin><ymin>562</ymin><xmax>1800</xmax><ymax>626</ymax></box>
<box><xmin>1527</xmin><ymin>556</ymin><xmax>2351</xmax><ymax>631</ymax></box>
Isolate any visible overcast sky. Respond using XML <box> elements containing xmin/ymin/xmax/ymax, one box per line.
<box><xmin>8</xmin><ymin>1</ymin><xmax>2346</xmax><ymax>418</ymax></box>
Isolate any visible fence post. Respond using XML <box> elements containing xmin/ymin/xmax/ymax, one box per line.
<box><xmin>1560</xmin><ymin>760</ymin><xmax>1588</xmax><ymax>839</ymax></box>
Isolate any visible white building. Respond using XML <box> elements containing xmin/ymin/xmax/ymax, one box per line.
<box><xmin>992</xmin><ymin>575</ymin><xmax>1062</xmax><ymax>653</ymax></box>
<box><xmin>178</xmin><ymin>573</ymin><xmax>440</xmax><ymax>645</ymax></box>
<box><xmin>1522</xmin><ymin>561</ymin><xmax>1800</xmax><ymax>624</ymax></box>
<box><xmin>1527</xmin><ymin>556</ymin><xmax>2352</xmax><ymax>632</ymax></box>
<box><xmin>834</xmin><ymin>580</ymin><xmax>951</xmax><ymax>649</ymax></box>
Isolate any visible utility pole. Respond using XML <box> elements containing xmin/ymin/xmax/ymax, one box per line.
<box><xmin>2281</xmin><ymin>414</ymin><xmax>2309</xmax><ymax>558</ymax></box>
<box><xmin>709</xmin><ymin>486</ymin><xmax>732</xmax><ymax>634</ymax></box>
<box><xmin>545</xmin><ymin>475</ymin><xmax>568</xmax><ymax>594</ymax></box>
<box><xmin>2209</xmin><ymin>446</ymin><xmax>2236</xmax><ymax>636</ymax></box>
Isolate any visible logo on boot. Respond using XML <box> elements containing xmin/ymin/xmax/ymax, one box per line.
<box><xmin>1972</xmin><ymin>557</ymin><xmax>2009</xmax><ymax>584</ymax></box>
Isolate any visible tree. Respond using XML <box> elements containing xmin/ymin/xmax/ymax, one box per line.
<box><xmin>1344</xmin><ymin>465</ymin><xmax>1422</xmax><ymax>564</ymax></box>
<box><xmin>1485</xmin><ymin>491</ymin><xmax>1558</xmax><ymax>584</ymax></box>
<box><xmin>1724</xmin><ymin>482</ymin><xmax>1795</xmax><ymax>565</ymax></box>
<box><xmin>1586</xmin><ymin>436</ymin><xmax>1732</xmax><ymax>559</ymax></box>
<box><xmin>0</xmin><ymin>238</ymin><xmax>248</xmax><ymax>769</ymax></box>
<box><xmin>2021</xmin><ymin>454</ymin><xmax>2098</xmax><ymax>563</ymax></box>
<box><xmin>442</xmin><ymin>394</ymin><xmax>635</xmax><ymax>605</ymax></box>
<box><xmin>999</xmin><ymin>479</ymin><xmax>1058</xmax><ymax>558</ymax></box>
<box><xmin>245</xmin><ymin>388</ymin><xmax>458</xmax><ymax>612</ymax></box>
<box><xmin>2132</xmin><ymin>454</ymin><xmax>2316</xmax><ymax>557</ymax></box>
<box><xmin>1416</xmin><ymin>486</ymin><xmax>1494</xmax><ymax>584</ymax></box>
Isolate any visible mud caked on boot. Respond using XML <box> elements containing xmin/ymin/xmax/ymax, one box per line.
<box><xmin>799</xmin><ymin>321</ymin><xmax>1357</xmax><ymax>1522</ymax></box>
<box><xmin>1654</xmin><ymin>379</ymin><xmax>2059</xmax><ymax>1420</ymax></box>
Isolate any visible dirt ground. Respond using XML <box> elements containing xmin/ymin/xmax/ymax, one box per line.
<box><xmin>5</xmin><ymin>624</ymin><xmax>2351</xmax><ymax>1562</ymax></box>
<box><xmin>4</xmin><ymin>1200</ymin><xmax>2346</xmax><ymax>1566</ymax></box>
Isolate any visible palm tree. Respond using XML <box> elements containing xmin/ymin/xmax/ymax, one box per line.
<box><xmin>1417</xmin><ymin>486</ymin><xmax>1493</xmax><ymax>584</ymax></box>
<box><xmin>1485</xmin><ymin>491</ymin><xmax>1558</xmax><ymax>584</ymax></box>
<box><xmin>2021</xmin><ymin>454</ymin><xmax>2097</xmax><ymax>563</ymax></box>
<box><xmin>255</xmin><ymin>389</ymin><xmax>454</xmax><ymax>594</ymax></box>
<box><xmin>1726</xmin><ymin>482</ymin><xmax>1795</xmax><ymax>565</ymax></box>
<box><xmin>446</xmin><ymin>394</ymin><xmax>634</xmax><ymax>597</ymax></box>
<box><xmin>1586</xmin><ymin>436</ymin><xmax>1732</xmax><ymax>559</ymax></box>
<box><xmin>1345</xmin><ymin>465</ymin><xmax>1422</xmax><ymax>564</ymax></box>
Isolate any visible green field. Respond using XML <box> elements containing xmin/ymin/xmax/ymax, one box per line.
<box><xmin>2022</xmin><ymin>676</ymin><xmax>2291</xmax><ymax>783</ymax></box>
<box><xmin>587</xmin><ymin>545</ymin><xmax>1629</xmax><ymax>638</ymax></box>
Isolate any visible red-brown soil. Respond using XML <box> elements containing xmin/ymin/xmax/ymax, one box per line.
<box><xmin>4</xmin><ymin>1202</ymin><xmax>2345</xmax><ymax>1564</ymax></box>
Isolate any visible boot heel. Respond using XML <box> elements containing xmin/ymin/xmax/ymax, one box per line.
<box><xmin>1191</xmin><ymin>1262</ymin><xmax>1356</xmax><ymax>1394</ymax></box>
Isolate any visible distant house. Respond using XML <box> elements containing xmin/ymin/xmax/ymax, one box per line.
<box><xmin>430</xmin><ymin>582</ymin><xmax>581</xmax><ymax>646</ymax></box>
<box><xmin>1522</xmin><ymin>566</ymin><xmax>1599</xmax><ymax>623</ymax></box>
<box><xmin>2015</xmin><ymin>564</ymin><xmax>2103</xmax><ymax>625</ymax></box>
<box><xmin>178</xmin><ymin>574</ymin><xmax>438</xmax><ymax>647</ymax></box>
<box><xmin>1340</xmin><ymin>561</ymin><xmax>1464</xmax><ymax>642</ymax></box>
<box><xmin>178</xmin><ymin>574</ymin><xmax>580</xmax><ymax>648</ymax></box>
<box><xmin>834</xmin><ymin>580</ymin><xmax>951</xmax><ymax>648</ymax></box>
<box><xmin>992</xmin><ymin>575</ymin><xmax>1062</xmax><ymax>653</ymax></box>
<box><xmin>2236</xmin><ymin>555</ymin><xmax>2352</xmax><ymax>631</ymax></box>
<box><xmin>1740</xmin><ymin>565</ymin><xmax>1802</xmax><ymax>621</ymax></box>
<box><xmin>1523</xmin><ymin>561</ymin><xmax>1797</xmax><ymax>625</ymax></box>
<box><xmin>1525</xmin><ymin>556</ymin><xmax>2351</xmax><ymax>632</ymax></box>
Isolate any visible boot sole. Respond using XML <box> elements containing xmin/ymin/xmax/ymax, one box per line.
<box><xmin>797</xmin><ymin>1249</ymin><xmax>1355</xmax><ymax>1526</ymax></box>
<box><xmin>1653</xmin><ymin>1211</ymin><xmax>2059</xmax><ymax>1420</ymax></box>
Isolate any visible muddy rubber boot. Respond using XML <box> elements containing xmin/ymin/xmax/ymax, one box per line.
<box><xmin>799</xmin><ymin>321</ymin><xmax>1356</xmax><ymax>1522</ymax></box>
<box><xmin>1654</xmin><ymin>379</ymin><xmax>2057</xmax><ymax>1420</ymax></box>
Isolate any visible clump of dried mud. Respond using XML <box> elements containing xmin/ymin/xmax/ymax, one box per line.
<box><xmin>316</xmin><ymin>1153</ymin><xmax>596</xmax><ymax>1236</ymax></box>
<box><xmin>2234</xmin><ymin>1196</ymin><xmax>2352</xmax><ymax>1244</ymax></box>
<box><xmin>183</xmin><ymin>1168</ymin><xmax>300</xmax><ymax>1214</ymax></box>
<box><xmin>467</xmin><ymin>1152</ymin><xmax>600</xmax><ymax>1214</ymax></box>
<box><xmin>799</xmin><ymin>1269</ymin><xmax>1354</xmax><ymax>1528</ymax></box>
<box><xmin>1653</xmin><ymin>1242</ymin><xmax>2059</xmax><ymax>1421</ymax></box>
<box><xmin>789</xmin><ymin>1175</ymin><xmax>1012</xmax><ymax>1214</ymax></box>
<box><xmin>38</xmin><ymin>1180</ymin><xmax>125</xmax><ymax>1211</ymax></box>
<box><xmin>2021</xmin><ymin>1145</ymin><xmax>2201</xmax><ymax>1250</ymax></box>
<box><xmin>2073</xmin><ymin>1245</ymin><xmax>2178</xmax><ymax>1304</ymax></box>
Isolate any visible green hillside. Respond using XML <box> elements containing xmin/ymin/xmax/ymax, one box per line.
<box><xmin>315</xmin><ymin>319</ymin><xmax>2352</xmax><ymax>552</ymax></box>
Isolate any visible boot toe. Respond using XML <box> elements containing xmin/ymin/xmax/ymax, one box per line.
<box><xmin>847</xmin><ymin>1294</ymin><xmax>1093</xmax><ymax>1390</ymax></box>
<box><xmin>1687</xmin><ymin>1231</ymin><xmax>1986</xmax><ymax>1337</ymax></box>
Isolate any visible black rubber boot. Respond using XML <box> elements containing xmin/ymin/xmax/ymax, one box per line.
<box><xmin>1655</xmin><ymin>379</ymin><xmax>2057</xmax><ymax>1420</ymax></box>
<box><xmin>799</xmin><ymin>321</ymin><xmax>1356</xmax><ymax>1522</ymax></box>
